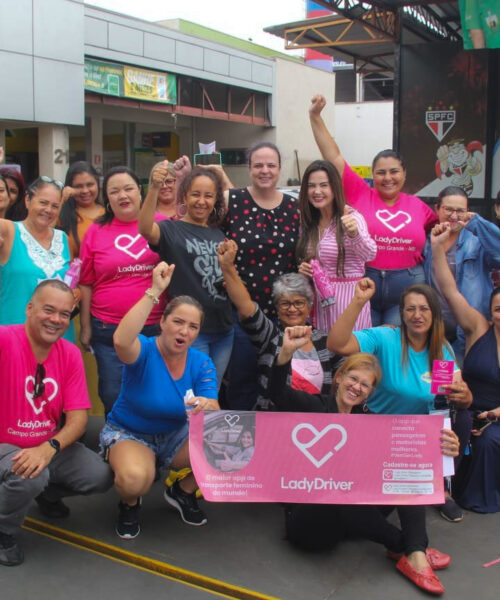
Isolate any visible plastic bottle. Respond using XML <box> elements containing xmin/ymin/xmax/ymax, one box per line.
<box><xmin>64</xmin><ymin>258</ymin><xmax>82</xmax><ymax>289</ymax></box>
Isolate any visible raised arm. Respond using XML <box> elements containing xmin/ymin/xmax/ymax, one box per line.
<box><xmin>138</xmin><ymin>161</ymin><xmax>167</xmax><ymax>245</ymax></box>
<box><xmin>309</xmin><ymin>94</ymin><xmax>345</xmax><ymax>177</ymax></box>
<box><xmin>218</xmin><ymin>240</ymin><xmax>255</xmax><ymax>319</ymax></box>
<box><xmin>327</xmin><ymin>278</ymin><xmax>375</xmax><ymax>355</ymax></box>
<box><xmin>114</xmin><ymin>262</ymin><xmax>174</xmax><ymax>364</ymax></box>
<box><xmin>430</xmin><ymin>223</ymin><xmax>488</xmax><ymax>339</ymax></box>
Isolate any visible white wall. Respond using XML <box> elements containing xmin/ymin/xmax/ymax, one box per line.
<box><xmin>274</xmin><ymin>58</ymin><xmax>335</xmax><ymax>184</ymax></box>
<box><xmin>333</xmin><ymin>101</ymin><xmax>393</xmax><ymax>168</ymax></box>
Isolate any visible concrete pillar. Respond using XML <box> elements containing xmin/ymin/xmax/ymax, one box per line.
<box><xmin>0</xmin><ymin>128</ymin><xmax>5</xmax><ymax>163</ymax></box>
<box><xmin>89</xmin><ymin>115</ymin><xmax>103</xmax><ymax>174</ymax></box>
<box><xmin>124</xmin><ymin>122</ymin><xmax>135</xmax><ymax>170</ymax></box>
<box><xmin>38</xmin><ymin>124</ymin><xmax>69</xmax><ymax>181</ymax></box>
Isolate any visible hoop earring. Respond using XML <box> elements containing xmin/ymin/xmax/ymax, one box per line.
<box><xmin>105</xmin><ymin>202</ymin><xmax>112</xmax><ymax>213</ymax></box>
<box><xmin>177</xmin><ymin>203</ymin><xmax>187</xmax><ymax>218</ymax></box>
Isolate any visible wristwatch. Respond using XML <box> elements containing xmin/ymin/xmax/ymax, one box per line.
<box><xmin>47</xmin><ymin>438</ymin><xmax>61</xmax><ymax>454</ymax></box>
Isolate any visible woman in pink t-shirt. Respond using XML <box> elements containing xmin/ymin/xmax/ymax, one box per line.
<box><xmin>309</xmin><ymin>94</ymin><xmax>437</xmax><ymax>326</ymax></box>
<box><xmin>79</xmin><ymin>167</ymin><xmax>166</xmax><ymax>415</ymax></box>
<box><xmin>297</xmin><ymin>160</ymin><xmax>376</xmax><ymax>332</ymax></box>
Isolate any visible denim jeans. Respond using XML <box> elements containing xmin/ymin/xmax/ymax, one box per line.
<box><xmin>91</xmin><ymin>316</ymin><xmax>160</xmax><ymax>416</ymax></box>
<box><xmin>365</xmin><ymin>265</ymin><xmax>425</xmax><ymax>326</ymax></box>
<box><xmin>224</xmin><ymin>315</ymin><xmax>260</xmax><ymax>410</ymax></box>
<box><xmin>191</xmin><ymin>328</ymin><xmax>234</xmax><ymax>391</ymax></box>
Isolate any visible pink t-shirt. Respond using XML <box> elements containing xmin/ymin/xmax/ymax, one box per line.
<box><xmin>343</xmin><ymin>164</ymin><xmax>437</xmax><ymax>269</ymax></box>
<box><xmin>79</xmin><ymin>217</ymin><xmax>165</xmax><ymax>324</ymax></box>
<box><xmin>0</xmin><ymin>325</ymin><xmax>91</xmax><ymax>447</ymax></box>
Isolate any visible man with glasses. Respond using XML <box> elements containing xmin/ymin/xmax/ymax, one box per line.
<box><xmin>0</xmin><ymin>280</ymin><xmax>112</xmax><ymax>566</ymax></box>
<box><xmin>423</xmin><ymin>185</ymin><xmax>500</xmax><ymax>366</ymax></box>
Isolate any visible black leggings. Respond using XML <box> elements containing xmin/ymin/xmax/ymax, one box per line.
<box><xmin>285</xmin><ymin>504</ymin><xmax>427</xmax><ymax>555</ymax></box>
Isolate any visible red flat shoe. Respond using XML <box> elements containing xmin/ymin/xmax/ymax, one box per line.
<box><xmin>387</xmin><ymin>548</ymin><xmax>451</xmax><ymax>570</ymax></box>
<box><xmin>396</xmin><ymin>556</ymin><xmax>445</xmax><ymax>595</ymax></box>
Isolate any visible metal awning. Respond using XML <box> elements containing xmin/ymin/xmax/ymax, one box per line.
<box><xmin>264</xmin><ymin>1</ymin><xmax>462</xmax><ymax>74</ymax></box>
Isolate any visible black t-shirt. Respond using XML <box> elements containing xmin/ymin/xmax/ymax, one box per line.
<box><xmin>222</xmin><ymin>188</ymin><xmax>299</xmax><ymax>316</ymax></box>
<box><xmin>151</xmin><ymin>220</ymin><xmax>233</xmax><ymax>333</ymax></box>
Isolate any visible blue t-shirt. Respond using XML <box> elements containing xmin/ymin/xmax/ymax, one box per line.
<box><xmin>354</xmin><ymin>327</ymin><xmax>456</xmax><ymax>415</ymax></box>
<box><xmin>108</xmin><ymin>335</ymin><xmax>217</xmax><ymax>434</ymax></box>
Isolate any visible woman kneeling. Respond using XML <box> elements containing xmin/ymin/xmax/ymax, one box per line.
<box><xmin>100</xmin><ymin>262</ymin><xmax>219</xmax><ymax>539</ymax></box>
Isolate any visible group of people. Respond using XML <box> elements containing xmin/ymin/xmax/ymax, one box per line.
<box><xmin>0</xmin><ymin>95</ymin><xmax>498</xmax><ymax>597</ymax></box>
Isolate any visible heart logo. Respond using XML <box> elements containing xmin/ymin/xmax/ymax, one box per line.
<box><xmin>439</xmin><ymin>361</ymin><xmax>448</xmax><ymax>368</ymax></box>
<box><xmin>25</xmin><ymin>376</ymin><xmax>58</xmax><ymax>415</ymax></box>
<box><xmin>291</xmin><ymin>423</ymin><xmax>347</xmax><ymax>468</ymax></box>
<box><xmin>375</xmin><ymin>210</ymin><xmax>411</xmax><ymax>233</ymax></box>
<box><xmin>114</xmin><ymin>234</ymin><xmax>147</xmax><ymax>260</ymax></box>
<box><xmin>224</xmin><ymin>414</ymin><xmax>240</xmax><ymax>427</ymax></box>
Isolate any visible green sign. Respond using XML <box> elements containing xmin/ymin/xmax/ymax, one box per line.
<box><xmin>84</xmin><ymin>58</ymin><xmax>177</xmax><ymax>104</ymax></box>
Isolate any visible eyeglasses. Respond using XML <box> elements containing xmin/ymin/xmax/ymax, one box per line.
<box><xmin>33</xmin><ymin>363</ymin><xmax>46</xmax><ymax>399</ymax></box>
<box><xmin>343</xmin><ymin>373</ymin><xmax>374</xmax><ymax>393</ymax></box>
<box><xmin>277</xmin><ymin>299</ymin><xmax>308</xmax><ymax>310</ymax></box>
<box><xmin>162</xmin><ymin>178</ymin><xmax>176</xmax><ymax>186</ymax></box>
<box><xmin>441</xmin><ymin>206</ymin><xmax>467</xmax><ymax>217</ymax></box>
<box><xmin>28</xmin><ymin>176</ymin><xmax>64</xmax><ymax>195</ymax></box>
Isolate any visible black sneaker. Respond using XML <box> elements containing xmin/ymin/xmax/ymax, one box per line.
<box><xmin>164</xmin><ymin>480</ymin><xmax>207</xmax><ymax>526</ymax></box>
<box><xmin>0</xmin><ymin>531</ymin><xmax>24</xmax><ymax>566</ymax></box>
<box><xmin>116</xmin><ymin>498</ymin><xmax>142</xmax><ymax>539</ymax></box>
<box><xmin>439</xmin><ymin>497</ymin><xmax>464</xmax><ymax>523</ymax></box>
<box><xmin>35</xmin><ymin>493</ymin><xmax>70</xmax><ymax>518</ymax></box>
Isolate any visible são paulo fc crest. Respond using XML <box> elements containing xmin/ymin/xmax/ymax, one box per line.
<box><xmin>425</xmin><ymin>107</ymin><xmax>456</xmax><ymax>142</ymax></box>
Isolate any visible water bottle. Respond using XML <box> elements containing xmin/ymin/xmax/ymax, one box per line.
<box><xmin>64</xmin><ymin>258</ymin><xmax>82</xmax><ymax>289</ymax></box>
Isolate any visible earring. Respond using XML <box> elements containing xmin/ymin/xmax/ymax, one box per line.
<box><xmin>177</xmin><ymin>203</ymin><xmax>187</xmax><ymax>218</ymax></box>
<box><xmin>105</xmin><ymin>202</ymin><xmax>112</xmax><ymax>213</ymax></box>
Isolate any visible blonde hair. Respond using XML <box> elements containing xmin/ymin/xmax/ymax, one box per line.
<box><xmin>334</xmin><ymin>353</ymin><xmax>382</xmax><ymax>389</ymax></box>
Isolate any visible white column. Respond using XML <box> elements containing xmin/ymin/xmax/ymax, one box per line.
<box><xmin>89</xmin><ymin>115</ymin><xmax>103</xmax><ymax>174</ymax></box>
<box><xmin>38</xmin><ymin>124</ymin><xmax>69</xmax><ymax>181</ymax></box>
<box><xmin>0</xmin><ymin>128</ymin><xmax>5</xmax><ymax>163</ymax></box>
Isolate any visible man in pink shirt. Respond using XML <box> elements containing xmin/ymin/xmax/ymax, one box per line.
<box><xmin>0</xmin><ymin>280</ymin><xmax>112</xmax><ymax>566</ymax></box>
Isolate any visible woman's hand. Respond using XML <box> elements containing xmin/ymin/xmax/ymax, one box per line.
<box><xmin>309</xmin><ymin>94</ymin><xmax>326</xmax><ymax>117</ymax></box>
<box><xmin>72</xmin><ymin>287</ymin><xmax>81</xmax><ymax>305</ymax></box>
<box><xmin>277</xmin><ymin>326</ymin><xmax>312</xmax><ymax>365</ymax></box>
<box><xmin>298</xmin><ymin>261</ymin><xmax>313</xmax><ymax>278</ymax></box>
<box><xmin>80</xmin><ymin>325</ymin><xmax>92</xmax><ymax>352</ymax></box>
<box><xmin>354</xmin><ymin>277</ymin><xmax>376</xmax><ymax>303</ymax></box>
<box><xmin>151</xmin><ymin>160</ymin><xmax>170</xmax><ymax>189</ymax></box>
<box><xmin>430</xmin><ymin>222</ymin><xmax>451</xmax><ymax>248</ymax></box>
<box><xmin>440</xmin><ymin>428</ymin><xmax>460</xmax><ymax>457</ymax></box>
<box><xmin>471</xmin><ymin>408</ymin><xmax>499</xmax><ymax>436</ymax></box>
<box><xmin>341</xmin><ymin>206</ymin><xmax>359</xmax><ymax>238</ymax></box>
<box><xmin>442</xmin><ymin>380</ymin><xmax>473</xmax><ymax>409</ymax></box>
<box><xmin>62</xmin><ymin>186</ymin><xmax>78</xmax><ymax>203</ymax></box>
<box><xmin>218</xmin><ymin>239</ymin><xmax>238</xmax><ymax>269</ymax></box>
<box><xmin>173</xmin><ymin>155</ymin><xmax>192</xmax><ymax>182</ymax></box>
<box><xmin>187</xmin><ymin>396</ymin><xmax>220</xmax><ymax>415</ymax></box>
<box><xmin>151</xmin><ymin>261</ymin><xmax>175</xmax><ymax>296</ymax></box>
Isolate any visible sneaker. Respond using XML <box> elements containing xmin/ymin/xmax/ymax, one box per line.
<box><xmin>439</xmin><ymin>497</ymin><xmax>464</xmax><ymax>523</ymax></box>
<box><xmin>35</xmin><ymin>493</ymin><xmax>70</xmax><ymax>518</ymax></box>
<box><xmin>116</xmin><ymin>498</ymin><xmax>142</xmax><ymax>539</ymax></box>
<box><xmin>164</xmin><ymin>480</ymin><xmax>207</xmax><ymax>526</ymax></box>
<box><xmin>0</xmin><ymin>531</ymin><xmax>24</xmax><ymax>566</ymax></box>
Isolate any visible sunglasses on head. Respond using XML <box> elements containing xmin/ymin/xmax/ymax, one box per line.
<box><xmin>28</xmin><ymin>176</ymin><xmax>64</xmax><ymax>196</ymax></box>
<box><xmin>33</xmin><ymin>363</ymin><xmax>46</xmax><ymax>399</ymax></box>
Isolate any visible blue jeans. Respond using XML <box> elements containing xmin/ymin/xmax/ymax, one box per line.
<box><xmin>91</xmin><ymin>317</ymin><xmax>160</xmax><ymax>416</ymax></box>
<box><xmin>225</xmin><ymin>316</ymin><xmax>260</xmax><ymax>410</ymax></box>
<box><xmin>365</xmin><ymin>265</ymin><xmax>425</xmax><ymax>326</ymax></box>
<box><xmin>191</xmin><ymin>328</ymin><xmax>234</xmax><ymax>391</ymax></box>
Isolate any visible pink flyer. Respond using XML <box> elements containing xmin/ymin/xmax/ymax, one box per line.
<box><xmin>189</xmin><ymin>411</ymin><xmax>445</xmax><ymax>505</ymax></box>
<box><xmin>430</xmin><ymin>360</ymin><xmax>455</xmax><ymax>394</ymax></box>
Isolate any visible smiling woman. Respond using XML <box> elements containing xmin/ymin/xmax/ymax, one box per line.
<box><xmin>0</xmin><ymin>177</ymin><xmax>75</xmax><ymax>342</ymax></box>
<box><xmin>138</xmin><ymin>167</ymin><xmax>233</xmax><ymax>391</ymax></box>
<box><xmin>309</xmin><ymin>94</ymin><xmax>437</xmax><ymax>326</ymax></box>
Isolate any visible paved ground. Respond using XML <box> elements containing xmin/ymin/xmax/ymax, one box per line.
<box><xmin>2</xmin><ymin>417</ymin><xmax>498</xmax><ymax>600</ymax></box>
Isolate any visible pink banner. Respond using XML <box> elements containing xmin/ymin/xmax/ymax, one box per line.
<box><xmin>190</xmin><ymin>412</ymin><xmax>445</xmax><ymax>505</ymax></box>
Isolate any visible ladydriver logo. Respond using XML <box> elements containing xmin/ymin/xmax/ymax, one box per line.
<box><xmin>291</xmin><ymin>423</ymin><xmax>347</xmax><ymax>468</ymax></box>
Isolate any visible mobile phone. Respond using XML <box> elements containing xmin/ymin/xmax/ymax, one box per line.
<box><xmin>471</xmin><ymin>411</ymin><xmax>497</xmax><ymax>432</ymax></box>
<box><xmin>194</xmin><ymin>152</ymin><xmax>222</xmax><ymax>166</ymax></box>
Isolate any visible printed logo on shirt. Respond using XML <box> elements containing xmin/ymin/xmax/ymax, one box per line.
<box><xmin>114</xmin><ymin>234</ymin><xmax>147</xmax><ymax>260</ymax></box>
<box><xmin>421</xmin><ymin>371</ymin><xmax>432</xmax><ymax>384</ymax></box>
<box><xmin>185</xmin><ymin>238</ymin><xmax>226</xmax><ymax>301</ymax></box>
<box><xmin>375</xmin><ymin>210</ymin><xmax>412</xmax><ymax>233</ymax></box>
<box><xmin>25</xmin><ymin>376</ymin><xmax>59</xmax><ymax>415</ymax></box>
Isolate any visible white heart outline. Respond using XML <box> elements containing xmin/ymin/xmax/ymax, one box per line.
<box><xmin>114</xmin><ymin>234</ymin><xmax>147</xmax><ymax>260</ymax></box>
<box><xmin>224</xmin><ymin>414</ymin><xmax>240</xmax><ymax>427</ymax></box>
<box><xmin>375</xmin><ymin>209</ymin><xmax>412</xmax><ymax>233</ymax></box>
<box><xmin>291</xmin><ymin>423</ymin><xmax>347</xmax><ymax>469</ymax></box>
<box><xmin>25</xmin><ymin>376</ymin><xmax>59</xmax><ymax>415</ymax></box>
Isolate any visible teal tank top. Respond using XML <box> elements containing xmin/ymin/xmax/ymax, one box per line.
<box><xmin>0</xmin><ymin>222</ymin><xmax>75</xmax><ymax>342</ymax></box>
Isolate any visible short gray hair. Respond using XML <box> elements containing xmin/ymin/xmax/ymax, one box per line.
<box><xmin>272</xmin><ymin>273</ymin><xmax>314</xmax><ymax>306</ymax></box>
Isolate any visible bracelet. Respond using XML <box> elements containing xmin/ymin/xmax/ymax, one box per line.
<box><xmin>145</xmin><ymin>288</ymin><xmax>160</xmax><ymax>304</ymax></box>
